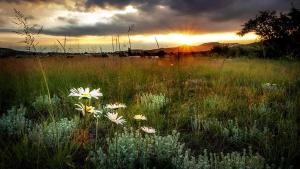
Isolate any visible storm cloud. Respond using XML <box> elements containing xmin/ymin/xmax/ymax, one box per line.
<box><xmin>84</xmin><ymin>0</ymin><xmax>297</xmax><ymax>19</ymax></box>
<box><xmin>0</xmin><ymin>0</ymin><xmax>299</xmax><ymax>36</ymax></box>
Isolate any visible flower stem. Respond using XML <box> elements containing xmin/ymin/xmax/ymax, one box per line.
<box><xmin>95</xmin><ymin>118</ymin><xmax>98</xmax><ymax>149</ymax></box>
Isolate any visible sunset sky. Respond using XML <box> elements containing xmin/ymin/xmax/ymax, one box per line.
<box><xmin>0</xmin><ymin>0</ymin><xmax>299</xmax><ymax>52</ymax></box>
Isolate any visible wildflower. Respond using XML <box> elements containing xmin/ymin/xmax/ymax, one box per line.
<box><xmin>105</xmin><ymin>103</ymin><xmax>127</xmax><ymax>109</ymax></box>
<box><xmin>75</xmin><ymin>103</ymin><xmax>101</xmax><ymax>116</ymax></box>
<box><xmin>133</xmin><ymin>114</ymin><xmax>147</xmax><ymax>121</ymax></box>
<box><xmin>141</xmin><ymin>126</ymin><xmax>156</xmax><ymax>134</ymax></box>
<box><xmin>262</xmin><ymin>83</ymin><xmax>278</xmax><ymax>90</ymax></box>
<box><xmin>69</xmin><ymin>87</ymin><xmax>103</xmax><ymax>99</ymax></box>
<box><xmin>106</xmin><ymin>112</ymin><xmax>126</xmax><ymax>125</ymax></box>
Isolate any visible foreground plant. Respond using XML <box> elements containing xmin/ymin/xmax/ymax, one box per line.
<box><xmin>105</xmin><ymin>103</ymin><xmax>127</xmax><ymax>109</ymax></box>
<box><xmin>261</xmin><ymin>82</ymin><xmax>278</xmax><ymax>91</ymax></box>
<box><xmin>139</xmin><ymin>93</ymin><xmax>167</xmax><ymax>114</ymax></box>
<box><xmin>141</xmin><ymin>126</ymin><xmax>156</xmax><ymax>134</ymax></box>
<box><xmin>69</xmin><ymin>87</ymin><xmax>103</xmax><ymax>117</ymax></box>
<box><xmin>75</xmin><ymin>103</ymin><xmax>101</xmax><ymax>117</ymax></box>
<box><xmin>0</xmin><ymin>105</ymin><xmax>32</xmax><ymax>138</ymax></box>
<box><xmin>32</xmin><ymin>94</ymin><xmax>60</xmax><ymax>113</ymax></box>
<box><xmin>69</xmin><ymin>87</ymin><xmax>128</xmax><ymax>148</ymax></box>
<box><xmin>134</xmin><ymin>114</ymin><xmax>147</xmax><ymax>121</ymax></box>
<box><xmin>90</xmin><ymin>130</ymin><xmax>267</xmax><ymax>169</ymax></box>
<box><xmin>69</xmin><ymin>87</ymin><xmax>103</xmax><ymax>99</ymax></box>
<box><xmin>30</xmin><ymin>118</ymin><xmax>79</xmax><ymax>147</ymax></box>
<box><xmin>106</xmin><ymin>112</ymin><xmax>126</xmax><ymax>125</ymax></box>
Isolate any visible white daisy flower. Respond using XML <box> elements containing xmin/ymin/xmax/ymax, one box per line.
<box><xmin>106</xmin><ymin>112</ymin><xmax>126</xmax><ymax>125</ymax></box>
<box><xmin>133</xmin><ymin>114</ymin><xmax>147</xmax><ymax>121</ymax></box>
<box><xmin>105</xmin><ymin>103</ymin><xmax>127</xmax><ymax>109</ymax></box>
<box><xmin>141</xmin><ymin>126</ymin><xmax>156</xmax><ymax>134</ymax></box>
<box><xmin>69</xmin><ymin>87</ymin><xmax>103</xmax><ymax>99</ymax></box>
<box><xmin>75</xmin><ymin>103</ymin><xmax>101</xmax><ymax>116</ymax></box>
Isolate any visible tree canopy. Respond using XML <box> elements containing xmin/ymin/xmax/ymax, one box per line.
<box><xmin>238</xmin><ymin>6</ymin><xmax>300</xmax><ymax>58</ymax></box>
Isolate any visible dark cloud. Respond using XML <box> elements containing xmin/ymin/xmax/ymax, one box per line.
<box><xmin>57</xmin><ymin>16</ymin><xmax>79</xmax><ymax>25</ymax></box>
<box><xmin>0</xmin><ymin>0</ymin><xmax>62</xmax><ymax>4</ymax></box>
<box><xmin>205</xmin><ymin>0</ymin><xmax>298</xmax><ymax>21</ymax></box>
<box><xmin>1</xmin><ymin>0</ymin><xmax>300</xmax><ymax>36</ymax></box>
<box><xmin>43</xmin><ymin>8</ymin><xmax>240</xmax><ymax>36</ymax></box>
<box><xmin>85</xmin><ymin>0</ymin><xmax>160</xmax><ymax>9</ymax></box>
<box><xmin>84</xmin><ymin>0</ymin><xmax>299</xmax><ymax>19</ymax></box>
<box><xmin>166</xmin><ymin>0</ymin><xmax>234</xmax><ymax>14</ymax></box>
<box><xmin>42</xmin><ymin>0</ymin><xmax>299</xmax><ymax>36</ymax></box>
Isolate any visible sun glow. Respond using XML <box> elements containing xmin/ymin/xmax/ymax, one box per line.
<box><xmin>0</xmin><ymin>31</ymin><xmax>258</xmax><ymax>52</ymax></box>
<box><xmin>133</xmin><ymin>32</ymin><xmax>258</xmax><ymax>45</ymax></box>
<box><xmin>67</xmin><ymin>32</ymin><xmax>258</xmax><ymax>46</ymax></box>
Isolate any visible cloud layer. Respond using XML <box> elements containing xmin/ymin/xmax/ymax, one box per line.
<box><xmin>0</xmin><ymin>0</ymin><xmax>299</xmax><ymax>36</ymax></box>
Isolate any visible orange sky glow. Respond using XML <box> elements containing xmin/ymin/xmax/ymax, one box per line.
<box><xmin>1</xmin><ymin>0</ymin><xmax>283</xmax><ymax>52</ymax></box>
<box><xmin>0</xmin><ymin>32</ymin><xmax>258</xmax><ymax>52</ymax></box>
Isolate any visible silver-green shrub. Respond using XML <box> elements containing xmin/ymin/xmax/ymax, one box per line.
<box><xmin>90</xmin><ymin>130</ymin><xmax>182</xmax><ymax>169</ymax></box>
<box><xmin>172</xmin><ymin>149</ymin><xmax>267</xmax><ymax>169</ymax></box>
<box><xmin>32</xmin><ymin>95</ymin><xmax>60</xmax><ymax>113</ymax></box>
<box><xmin>139</xmin><ymin>93</ymin><xmax>167</xmax><ymax>113</ymax></box>
<box><xmin>0</xmin><ymin>105</ymin><xmax>32</xmax><ymax>138</ymax></box>
<box><xmin>191</xmin><ymin>117</ymin><xmax>269</xmax><ymax>144</ymax></box>
<box><xmin>30</xmin><ymin>117</ymin><xmax>78</xmax><ymax>146</ymax></box>
<box><xmin>90</xmin><ymin>130</ymin><xmax>268</xmax><ymax>169</ymax></box>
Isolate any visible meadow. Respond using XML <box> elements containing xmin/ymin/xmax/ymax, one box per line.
<box><xmin>0</xmin><ymin>56</ymin><xmax>299</xmax><ymax>169</ymax></box>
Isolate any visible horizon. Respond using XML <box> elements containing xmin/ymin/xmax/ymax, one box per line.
<box><xmin>0</xmin><ymin>34</ymin><xmax>257</xmax><ymax>53</ymax></box>
<box><xmin>0</xmin><ymin>0</ymin><xmax>299</xmax><ymax>52</ymax></box>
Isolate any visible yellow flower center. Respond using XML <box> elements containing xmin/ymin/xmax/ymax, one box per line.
<box><xmin>85</xmin><ymin>106</ymin><xmax>93</xmax><ymax>112</ymax></box>
<box><xmin>82</xmin><ymin>92</ymin><xmax>90</xmax><ymax>97</ymax></box>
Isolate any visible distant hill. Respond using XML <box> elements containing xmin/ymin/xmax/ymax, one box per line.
<box><xmin>0</xmin><ymin>42</ymin><xmax>243</xmax><ymax>57</ymax></box>
<box><xmin>148</xmin><ymin>42</ymin><xmax>216</xmax><ymax>53</ymax></box>
<box><xmin>0</xmin><ymin>48</ymin><xmax>28</xmax><ymax>57</ymax></box>
<box><xmin>135</xmin><ymin>42</ymin><xmax>239</xmax><ymax>54</ymax></box>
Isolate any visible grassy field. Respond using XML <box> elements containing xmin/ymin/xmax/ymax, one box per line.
<box><xmin>0</xmin><ymin>56</ymin><xmax>299</xmax><ymax>169</ymax></box>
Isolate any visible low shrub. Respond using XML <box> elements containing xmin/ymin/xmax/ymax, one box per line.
<box><xmin>32</xmin><ymin>95</ymin><xmax>61</xmax><ymax>113</ymax></box>
<box><xmin>90</xmin><ymin>129</ymin><xmax>268</xmax><ymax>169</ymax></box>
<box><xmin>30</xmin><ymin>117</ymin><xmax>79</xmax><ymax>147</ymax></box>
<box><xmin>191</xmin><ymin>117</ymin><xmax>269</xmax><ymax>145</ymax></box>
<box><xmin>139</xmin><ymin>93</ymin><xmax>167</xmax><ymax>114</ymax></box>
<box><xmin>0</xmin><ymin>105</ymin><xmax>32</xmax><ymax>138</ymax></box>
<box><xmin>173</xmin><ymin>149</ymin><xmax>266</xmax><ymax>169</ymax></box>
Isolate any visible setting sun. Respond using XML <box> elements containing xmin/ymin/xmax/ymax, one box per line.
<box><xmin>161</xmin><ymin>34</ymin><xmax>197</xmax><ymax>45</ymax></box>
<box><xmin>132</xmin><ymin>32</ymin><xmax>258</xmax><ymax>46</ymax></box>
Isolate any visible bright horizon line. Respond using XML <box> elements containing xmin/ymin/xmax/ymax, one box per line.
<box><xmin>0</xmin><ymin>31</ymin><xmax>259</xmax><ymax>52</ymax></box>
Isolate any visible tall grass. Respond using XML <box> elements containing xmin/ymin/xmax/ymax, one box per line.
<box><xmin>0</xmin><ymin>56</ymin><xmax>299</xmax><ymax>168</ymax></box>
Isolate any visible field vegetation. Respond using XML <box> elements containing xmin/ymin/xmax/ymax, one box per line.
<box><xmin>0</xmin><ymin>56</ymin><xmax>299</xmax><ymax>168</ymax></box>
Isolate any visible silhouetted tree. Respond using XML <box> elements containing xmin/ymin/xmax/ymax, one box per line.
<box><xmin>210</xmin><ymin>45</ymin><xmax>229</xmax><ymax>55</ymax></box>
<box><xmin>156</xmin><ymin>50</ymin><xmax>166</xmax><ymax>58</ymax></box>
<box><xmin>238</xmin><ymin>6</ymin><xmax>300</xmax><ymax>58</ymax></box>
<box><xmin>287</xmin><ymin>7</ymin><xmax>300</xmax><ymax>56</ymax></box>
